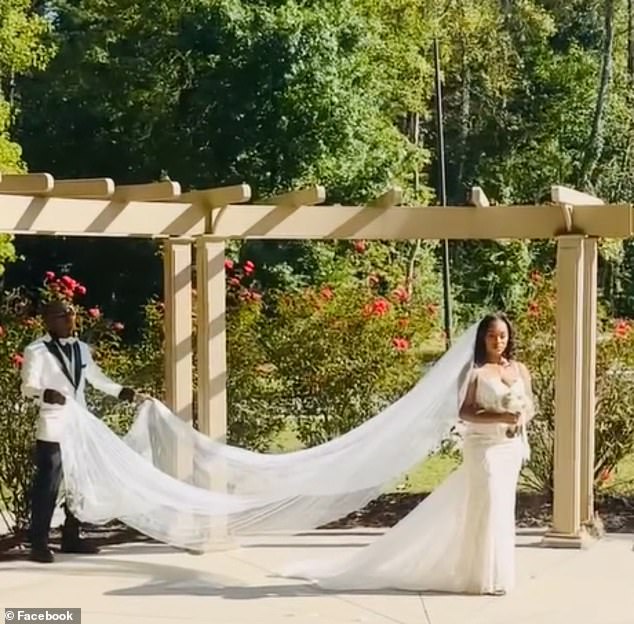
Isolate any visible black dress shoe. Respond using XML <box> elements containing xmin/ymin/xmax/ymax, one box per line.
<box><xmin>60</xmin><ymin>540</ymin><xmax>100</xmax><ymax>554</ymax></box>
<box><xmin>29</xmin><ymin>548</ymin><xmax>55</xmax><ymax>563</ymax></box>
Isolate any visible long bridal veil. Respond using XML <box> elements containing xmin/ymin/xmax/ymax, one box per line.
<box><xmin>59</xmin><ymin>322</ymin><xmax>477</xmax><ymax>552</ymax></box>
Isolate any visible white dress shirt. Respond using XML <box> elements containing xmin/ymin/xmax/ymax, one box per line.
<box><xmin>21</xmin><ymin>334</ymin><xmax>123</xmax><ymax>442</ymax></box>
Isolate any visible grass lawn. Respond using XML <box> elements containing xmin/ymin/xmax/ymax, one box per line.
<box><xmin>269</xmin><ymin>424</ymin><xmax>634</xmax><ymax>495</ymax></box>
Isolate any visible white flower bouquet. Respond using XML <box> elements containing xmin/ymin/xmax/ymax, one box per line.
<box><xmin>477</xmin><ymin>385</ymin><xmax>531</xmax><ymax>438</ymax></box>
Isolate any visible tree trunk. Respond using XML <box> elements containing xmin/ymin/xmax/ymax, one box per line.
<box><xmin>455</xmin><ymin>45</ymin><xmax>471</xmax><ymax>196</ymax></box>
<box><xmin>579</xmin><ymin>0</ymin><xmax>615</xmax><ymax>191</ymax></box>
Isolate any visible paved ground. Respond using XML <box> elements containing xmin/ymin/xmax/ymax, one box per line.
<box><xmin>1</xmin><ymin>528</ymin><xmax>633</xmax><ymax>624</ymax></box>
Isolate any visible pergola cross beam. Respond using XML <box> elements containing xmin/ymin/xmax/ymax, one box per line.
<box><xmin>0</xmin><ymin>174</ymin><xmax>631</xmax><ymax>239</ymax></box>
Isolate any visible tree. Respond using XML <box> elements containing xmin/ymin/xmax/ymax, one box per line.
<box><xmin>0</xmin><ymin>0</ymin><xmax>55</xmax><ymax>277</ymax></box>
<box><xmin>16</xmin><ymin>0</ymin><xmax>422</xmax><ymax>198</ymax></box>
<box><xmin>11</xmin><ymin>0</ymin><xmax>429</xmax><ymax>319</ymax></box>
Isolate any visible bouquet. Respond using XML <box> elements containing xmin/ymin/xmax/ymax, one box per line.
<box><xmin>480</xmin><ymin>385</ymin><xmax>532</xmax><ymax>438</ymax></box>
<box><xmin>499</xmin><ymin>389</ymin><xmax>529</xmax><ymax>417</ymax></box>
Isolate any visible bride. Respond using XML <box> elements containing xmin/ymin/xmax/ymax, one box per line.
<box><xmin>281</xmin><ymin>312</ymin><xmax>535</xmax><ymax>595</ymax></box>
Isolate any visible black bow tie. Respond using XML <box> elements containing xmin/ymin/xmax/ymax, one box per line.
<box><xmin>55</xmin><ymin>340</ymin><xmax>72</xmax><ymax>358</ymax></box>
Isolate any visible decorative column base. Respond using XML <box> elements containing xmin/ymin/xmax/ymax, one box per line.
<box><xmin>542</xmin><ymin>526</ymin><xmax>595</xmax><ymax>549</ymax></box>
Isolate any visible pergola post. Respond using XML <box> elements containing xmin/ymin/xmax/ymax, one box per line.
<box><xmin>195</xmin><ymin>235</ymin><xmax>227</xmax><ymax>443</ymax></box>
<box><xmin>543</xmin><ymin>235</ymin><xmax>587</xmax><ymax>548</ymax></box>
<box><xmin>549</xmin><ymin>186</ymin><xmax>602</xmax><ymax>540</ymax></box>
<box><xmin>161</xmin><ymin>238</ymin><xmax>194</xmax><ymax>481</ymax></box>
<box><xmin>194</xmin><ymin>235</ymin><xmax>230</xmax><ymax>545</ymax></box>
<box><xmin>163</xmin><ymin>238</ymin><xmax>194</xmax><ymax>422</ymax></box>
<box><xmin>580</xmin><ymin>237</ymin><xmax>599</xmax><ymax>533</ymax></box>
<box><xmin>184</xmin><ymin>184</ymin><xmax>250</xmax><ymax>444</ymax></box>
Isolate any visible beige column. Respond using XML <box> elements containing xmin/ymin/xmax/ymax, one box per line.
<box><xmin>543</xmin><ymin>235</ymin><xmax>587</xmax><ymax>548</ymax></box>
<box><xmin>161</xmin><ymin>238</ymin><xmax>194</xmax><ymax>482</ymax></box>
<box><xmin>163</xmin><ymin>238</ymin><xmax>194</xmax><ymax>422</ymax></box>
<box><xmin>580</xmin><ymin>237</ymin><xmax>600</xmax><ymax>534</ymax></box>
<box><xmin>194</xmin><ymin>235</ymin><xmax>230</xmax><ymax>545</ymax></box>
<box><xmin>195</xmin><ymin>235</ymin><xmax>227</xmax><ymax>443</ymax></box>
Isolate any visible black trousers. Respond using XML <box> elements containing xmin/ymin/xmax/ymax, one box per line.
<box><xmin>29</xmin><ymin>440</ymin><xmax>81</xmax><ymax>549</ymax></box>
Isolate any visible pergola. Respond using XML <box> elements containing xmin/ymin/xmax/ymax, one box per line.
<box><xmin>0</xmin><ymin>172</ymin><xmax>626</xmax><ymax>548</ymax></box>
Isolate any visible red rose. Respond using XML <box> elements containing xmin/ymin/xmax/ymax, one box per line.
<box><xmin>372</xmin><ymin>298</ymin><xmax>390</xmax><ymax>316</ymax></box>
<box><xmin>44</xmin><ymin>271</ymin><xmax>56</xmax><ymax>282</ymax></box>
<box><xmin>353</xmin><ymin>240</ymin><xmax>366</xmax><ymax>253</ymax></box>
<box><xmin>88</xmin><ymin>308</ymin><xmax>101</xmax><ymax>319</ymax></box>
<box><xmin>528</xmin><ymin>301</ymin><xmax>540</xmax><ymax>317</ymax></box>
<box><xmin>392</xmin><ymin>337</ymin><xmax>410</xmax><ymax>352</ymax></box>
<box><xmin>229</xmin><ymin>277</ymin><xmax>241</xmax><ymax>287</ymax></box>
<box><xmin>320</xmin><ymin>287</ymin><xmax>334</xmax><ymax>301</ymax></box>
<box><xmin>598</xmin><ymin>468</ymin><xmax>614</xmax><ymax>484</ymax></box>
<box><xmin>392</xmin><ymin>287</ymin><xmax>410</xmax><ymax>304</ymax></box>
<box><xmin>243</xmin><ymin>260</ymin><xmax>255</xmax><ymax>275</ymax></box>
<box><xmin>363</xmin><ymin>297</ymin><xmax>391</xmax><ymax>318</ymax></box>
<box><xmin>614</xmin><ymin>319</ymin><xmax>631</xmax><ymax>339</ymax></box>
<box><xmin>76</xmin><ymin>285</ymin><xmax>87</xmax><ymax>296</ymax></box>
<box><xmin>224</xmin><ymin>259</ymin><xmax>234</xmax><ymax>271</ymax></box>
<box><xmin>11</xmin><ymin>353</ymin><xmax>24</xmax><ymax>368</ymax></box>
<box><xmin>0</xmin><ymin>325</ymin><xmax>4</xmax><ymax>338</ymax></box>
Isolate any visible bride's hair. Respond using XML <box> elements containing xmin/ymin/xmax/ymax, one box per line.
<box><xmin>473</xmin><ymin>312</ymin><xmax>515</xmax><ymax>366</ymax></box>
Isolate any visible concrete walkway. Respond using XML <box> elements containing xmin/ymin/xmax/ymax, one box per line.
<box><xmin>1</xmin><ymin>529</ymin><xmax>633</xmax><ymax>624</ymax></box>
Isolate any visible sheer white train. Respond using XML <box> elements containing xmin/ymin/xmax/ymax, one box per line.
<box><xmin>280</xmin><ymin>375</ymin><xmax>531</xmax><ymax>595</ymax></box>
<box><xmin>58</xmin><ymin>323</ymin><xmax>478</xmax><ymax>552</ymax></box>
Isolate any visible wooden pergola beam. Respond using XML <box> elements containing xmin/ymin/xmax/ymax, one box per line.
<box><xmin>369</xmin><ymin>187</ymin><xmax>403</xmax><ymax>209</ymax></box>
<box><xmin>179</xmin><ymin>183</ymin><xmax>252</xmax><ymax>207</ymax></box>
<box><xmin>0</xmin><ymin>194</ymin><xmax>206</xmax><ymax>237</ymax></box>
<box><xmin>0</xmin><ymin>173</ymin><xmax>54</xmax><ymax>194</ymax></box>
<box><xmin>208</xmin><ymin>203</ymin><xmax>633</xmax><ymax>241</ymax></box>
<box><xmin>262</xmin><ymin>185</ymin><xmax>326</xmax><ymax>208</ymax></box>
<box><xmin>113</xmin><ymin>180</ymin><xmax>181</xmax><ymax>202</ymax></box>
<box><xmin>0</xmin><ymin>193</ymin><xmax>630</xmax><ymax>239</ymax></box>
<box><xmin>551</xmin><ymin>185</ymin><xmax>604</xmax><ymax>206</ymax></box>
<box><xmin>50</xmin><ymin>178</ymin><xmax>115</xmax><ymax>198</ymax></box>
<box><xmin>470</xmin><ymin>186</ymin><xmax>490</xmax><ymax>208</ymax></box>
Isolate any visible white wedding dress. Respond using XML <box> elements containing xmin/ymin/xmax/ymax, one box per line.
<box><xmin>281</xmin><ymin>373</ymin><xmax>530</xmax><ymax>595</ymax></box>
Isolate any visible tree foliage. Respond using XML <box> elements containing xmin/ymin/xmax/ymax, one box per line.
<box><xmin>7</xmin><ymin>0</ymin><xmax>634</xmax><ymax>319</ymax></box>
<box><xmin>0</xmin><ymin>1</ymin><xmax>54</xmax><ymax>278</ymax></box>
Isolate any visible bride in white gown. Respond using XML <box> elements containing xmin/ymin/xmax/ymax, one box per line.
<box><xmin>281</xmin><ymin>313</ymin><xmax>535</xmax><ymax>595</ymax></box>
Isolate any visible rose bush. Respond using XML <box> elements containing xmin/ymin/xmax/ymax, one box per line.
<box><xmin>260</xmin><ymin>283</ymin><xmax>439</xmax><ymax>447</ymax></box>
<box><xmin>514</xmin><ymin>271</ymin><xmax>634</xmax><ymax>493</ymax></box>
<box><xmin>220</xmin><ymin>248</ymin><xmax>442</xmax><ymax>449</ymax></box>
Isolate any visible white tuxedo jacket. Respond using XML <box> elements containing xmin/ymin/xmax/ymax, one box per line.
<box><xmin>21</xmin><ymin>334</ymin><xmax>123</xmax><ymax>442</ymax></box>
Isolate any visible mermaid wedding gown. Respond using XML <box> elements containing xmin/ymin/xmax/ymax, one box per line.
<box><xmin>281</xmin><ymin>373</ymin><xmax>531</xmax><ymax>595</ymax></box>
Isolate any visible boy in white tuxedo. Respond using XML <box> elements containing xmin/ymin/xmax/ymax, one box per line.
<box><xmin>21</xmin><ymin>300</ymin><xmax>137</xmax><ymax>563</ymax></box>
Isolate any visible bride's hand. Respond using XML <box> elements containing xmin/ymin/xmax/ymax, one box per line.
<box><xmin>496</xmin><ymin>412</ymin><xmax>520</xmax><ymax>425</ymax></box>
